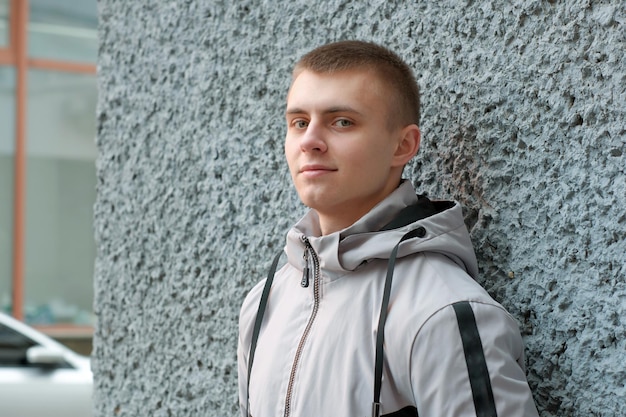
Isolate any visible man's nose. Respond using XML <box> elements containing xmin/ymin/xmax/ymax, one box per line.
<box><xmin>300</xmin><ymin>120</ymin><xmax>327</xmax><ymax>152</ymax></box>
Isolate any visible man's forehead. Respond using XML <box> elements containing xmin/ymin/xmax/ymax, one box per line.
<box><xmin>286</xmin><ymin>69</ymin><xmax>387</xmax><ymax>108</ymax></box>
<box><xmin>289</xmin><ymin>67</ymin><xmax>382</xmax><ymax>87</ymax></box>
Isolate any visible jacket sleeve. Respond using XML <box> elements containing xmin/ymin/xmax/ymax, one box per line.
<box><xmin>237</xmin><ymin>318</ymin><xmax>249</xmax><ymax>417</ymax></box>
<box><xmin>410</xmin><ymin>301</ymin><xmax>539</xmax><ymax>417</ymax></box>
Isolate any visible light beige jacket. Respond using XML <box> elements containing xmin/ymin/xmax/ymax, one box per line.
<box><xmin>238</xmin><ymin>181</ymin><xmax>538</xmax><ymax>417</ymax></box>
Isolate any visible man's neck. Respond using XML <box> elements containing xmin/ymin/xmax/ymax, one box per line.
<box><xmin>313</xmin><ymin>178</ymin><xmax>405</xmax><ymax>235</ymax></box>
<box><xmin>316</xmin><ymin>206</ymin><xmax>372</xmax><ymax>236</ymax></box>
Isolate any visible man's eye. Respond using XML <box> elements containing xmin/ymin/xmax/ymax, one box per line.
<box><xmin>294</xmin><ymin>120</ymin><xmax>308</xmax><ymax>129</ymax></box>
<box><xmin>334</xmin><ymin>119</ymin><xmax>353</xmax><ymax>127</ymax></box>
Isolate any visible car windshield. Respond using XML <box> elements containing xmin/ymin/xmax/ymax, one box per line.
<box><xmin>0</xmin><ymin>323</ymin><xmax>37</xmax><ymax>367</ymax></box>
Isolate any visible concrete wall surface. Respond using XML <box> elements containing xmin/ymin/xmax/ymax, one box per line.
<box><xmin>94</xmin><ymin>1</ymin><xmax>625</xmax><ymax>416</ymax></box>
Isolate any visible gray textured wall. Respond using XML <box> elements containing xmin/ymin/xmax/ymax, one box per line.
<box><xmin>94</xmin><ymin>1</ymin><xmax>625</xmax><ymax>416</ymax></box>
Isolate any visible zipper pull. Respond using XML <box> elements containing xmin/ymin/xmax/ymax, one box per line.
<box><xmin>301</xmin><ymin>246</ymin><xmax>310</xmax><ymax>288</ymax></box>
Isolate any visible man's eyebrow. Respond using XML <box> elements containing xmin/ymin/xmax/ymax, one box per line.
<box><xmin>285</xmin><ymin>106</ymin><xmax>363</xmax><ymax>116</ymax></box>
<box><xmin>285</xmin><ymin>107</ymin><xmax>306</xmax><ymax>115</ymax></box>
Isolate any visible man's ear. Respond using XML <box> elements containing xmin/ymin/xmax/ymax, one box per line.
<box><xmin>392</xmin><ymin>124</ymin><xmax>421</xmax><ymax>167</ymax></box>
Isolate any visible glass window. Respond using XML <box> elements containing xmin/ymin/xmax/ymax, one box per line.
<box><xmin>29</xmin><ymin>0</ymin><xmax>97</xmax><ymax>63</ymax></box>
<box><xmin>0</xmin><ymin>0</ymin><xmax>8</xmax><ymax>47</ymax></box>
<box><xmin>0</xmin><ymin>66</ymin><xmax>14</xmax><ymax>315</ymax></box>
<box><xmin>25</xmin><ymin>70</ymin><xmax>96</xmax><ymax>325</ymax></box>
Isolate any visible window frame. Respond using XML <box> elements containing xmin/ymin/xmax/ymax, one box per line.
<box><xmin>0</xmin><ymin>0</ymin><xmax>17</xmax><ymax>65</ymax></box>
<box><xmin>1</xmin><ymin>0</ymin><xmax>96</xmax><ymax>337</ymax></box>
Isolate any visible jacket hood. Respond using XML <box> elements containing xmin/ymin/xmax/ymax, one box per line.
<box><xmin>285</xmin><ymin>180</ymin><xmax>479</xmax><ymax>280</ymax></box>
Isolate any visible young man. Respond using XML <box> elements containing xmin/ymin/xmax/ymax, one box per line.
<box><xmin>238</xmin><ymin>40</ymin><xmax>539</xmax><ymax>417</ymax></box>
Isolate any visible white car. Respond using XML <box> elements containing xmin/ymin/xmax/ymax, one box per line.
<box><xmin>0</xmin><ymin>311</ymin><xmax>92</xmax><ymax>417</ymax></box>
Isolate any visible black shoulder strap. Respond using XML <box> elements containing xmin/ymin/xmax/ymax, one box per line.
<box><xmin>374</xmin><ymin>197</ymin><xmax>440</xmax><ymax>415</ymax></box>
<box><xmin>246</xmin><ymin>250</ymin><xmax>283</xmax><ymax>417</ymax></box>
<box><xmin>373</xmin><ymin>226</ymin><xmax>425</xmax><ymax>417</ymax></box>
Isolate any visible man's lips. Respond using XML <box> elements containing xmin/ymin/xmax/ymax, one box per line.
<box><xmin>299</xmin><ymin>164</ymin><xmax>337</xmax><ymax>177</ymax></box>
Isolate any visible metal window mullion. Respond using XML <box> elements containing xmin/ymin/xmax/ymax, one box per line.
<box><xmin>11</xmin><ymin>0</ymin><xmax>28</xmax><ymax>321</ymax></box>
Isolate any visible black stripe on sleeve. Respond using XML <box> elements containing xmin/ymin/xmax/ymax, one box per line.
<box><xmin>452</xmin><ymin>301</ymin><xmax>498</xmax><ymax>417</ymax></box>
<box><xmin>382</xmin><ymin>405</ymin><xmax>418</xmax><ymax>417</ymax></box>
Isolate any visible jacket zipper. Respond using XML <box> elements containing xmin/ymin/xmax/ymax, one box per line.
<box><xmin>284</xmin><ymin>235</ymin><xmax>321</xmax><ymax>417</ymax></box>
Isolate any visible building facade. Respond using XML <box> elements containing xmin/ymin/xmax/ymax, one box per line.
<box><xmin>1</xmin><ymin>0</ymin><xmax>96</xmax><ymax>351</ymax></box>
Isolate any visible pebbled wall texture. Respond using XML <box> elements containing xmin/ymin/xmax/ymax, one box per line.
<box><xmin>94</xmin><ymin>1</ymin><xmax>625</xmax><ymax>416</ymax></box>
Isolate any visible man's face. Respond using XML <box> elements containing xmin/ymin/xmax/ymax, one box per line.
<box><xmin>285</xmin><ymin>69</ymin><xmax>408</xmax><ymax>233</ymax></box>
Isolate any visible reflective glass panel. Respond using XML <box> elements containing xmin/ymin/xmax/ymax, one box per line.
<box><xmin>29</xmin><ymin>0</ymin><xmax>97</xmax><ymax>63</ymax></box>
<box><xmin>0</xmin><ymin>0</ymin><xmax>8</xmax><ymax>47</ymax></box>
<box><xmin>25</xmin><ymin>70</ymin><xmax>96</xmax><ymax>325</ymax></box>
<box><xmin>0</xmin><ymin>66</ymin><xmax>14</xmax><ymax>315</ymax></box>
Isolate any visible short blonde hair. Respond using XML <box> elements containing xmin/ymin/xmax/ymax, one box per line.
<box><xmin>293</xmin><ymin>40</ymin><xmax>421</xmax><ymax>127</ymax></box>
